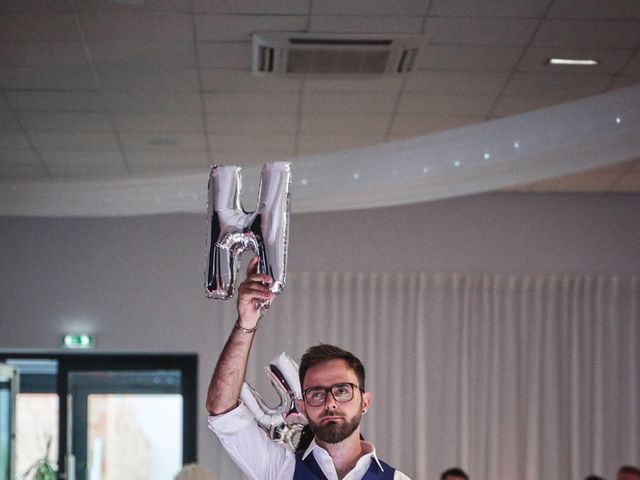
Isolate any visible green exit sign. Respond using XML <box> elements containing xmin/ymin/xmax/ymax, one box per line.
<box><xmin>62</xmin><ymin>334</ymin><xmax>94</xmax><ymax>349</ymax></box>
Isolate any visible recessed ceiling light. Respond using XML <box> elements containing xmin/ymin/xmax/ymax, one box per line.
<box><xmin>547</xmin><ymin>58</ymin><xmax>599</xmax><ymax>66</ymax></box>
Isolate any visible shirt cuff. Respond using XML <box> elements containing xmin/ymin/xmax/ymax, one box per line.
<box><xmin>208</xmin><ymin>402</ymin><xmax>255</xmax><ymax>435</ymax></box>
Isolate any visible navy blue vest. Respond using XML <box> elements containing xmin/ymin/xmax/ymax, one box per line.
<box><xmin>293</xmin><ymin>450</ymin><xmax>396</xmax><ymax>480</ymax></box>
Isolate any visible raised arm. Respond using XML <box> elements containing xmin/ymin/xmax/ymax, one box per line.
<box><xmin>206</xmin><ymin>256</ymin><xmax>276</xmax><ymax>415</ymax></box>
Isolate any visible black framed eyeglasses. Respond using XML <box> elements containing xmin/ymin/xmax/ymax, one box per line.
<box><xmin>302</xmin><ymin>382</ymin><xmax>364</xmax><ymax>407</ymax></box>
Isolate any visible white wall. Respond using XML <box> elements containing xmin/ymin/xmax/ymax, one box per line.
<box><xmin>1</xmin><ymin>192</ymin><xmax>639</xmax><ymax>476</ymax></box>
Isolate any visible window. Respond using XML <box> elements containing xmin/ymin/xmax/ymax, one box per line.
<box><xmin>0</xmin><ymin>354</ymin><xmax>197</xmax><ymax>480</ymax></box>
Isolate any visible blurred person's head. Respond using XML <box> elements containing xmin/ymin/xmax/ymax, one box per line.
<box><xmin>618</xmin><ymin>466</ymin><xmax>640</xmax><ymax>480</ymax></box>
<box><xmin>441</xmin><ymin>467</ymin><xmax>469</xmax><ymax>480</ymax></box>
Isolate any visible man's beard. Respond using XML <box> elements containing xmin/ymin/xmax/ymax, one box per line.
<box><xmin>309</xmin><ymin>410</ymin><xmax>362</xmax><ymax>444</ymax></box>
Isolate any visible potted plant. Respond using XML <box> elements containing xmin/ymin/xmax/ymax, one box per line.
<box><xmin>21</xmin><ymin>436</ymin><xmax>57</xmax><ymax>480</ymax></box>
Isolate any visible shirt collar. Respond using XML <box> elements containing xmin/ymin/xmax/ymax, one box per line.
<box><xmin>301</xmin><ymin>438</ymin><xmax>385</xmax><ymax>472</ymax></box>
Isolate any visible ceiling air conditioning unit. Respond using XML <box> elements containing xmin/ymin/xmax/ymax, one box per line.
<box><xmin>251</xmin><ymin>32</ymin><xmax>422</xmax><ymax>77</ymax></box>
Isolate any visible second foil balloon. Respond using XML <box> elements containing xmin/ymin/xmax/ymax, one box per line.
<box><xmin>205</xmin><ymin>162</ymin><xmax>292</xmax><ymax>300</ymax></box>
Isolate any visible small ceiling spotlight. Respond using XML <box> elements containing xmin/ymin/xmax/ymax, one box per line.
<box><xmin>546</xmin><ymin>58</ymin><xmax>599</xmax><ymax>66</ymax></box>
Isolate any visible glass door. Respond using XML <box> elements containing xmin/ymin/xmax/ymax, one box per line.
<box><xmin>67</xmin><ymin>370</ymin><xmax>185</xmax><ymax>480</ymax></box>
<box><xmin>0</xmin><ymin>364</ymin><xmax>18</xmax><ymax>480</ymax></box>
<box><xmin>0</xmin><ymin>353</ymin><xmax>197</xmax><ymax>480</ymax></box>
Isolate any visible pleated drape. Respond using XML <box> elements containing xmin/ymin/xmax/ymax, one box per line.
<box><xmin>210</xmin><ymin>273</ymin><xmax>639</xmax><ymax>480</ymax></box>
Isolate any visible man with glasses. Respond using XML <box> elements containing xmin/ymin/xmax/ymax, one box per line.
<box><xmin>207</xmin><ymin>257</ymin><xmax>411</xmax><ymax>479</ymax></box>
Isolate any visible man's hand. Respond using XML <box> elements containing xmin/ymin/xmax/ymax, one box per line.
<box><xmin>236</xmin><ymin>256</ymin><xmax>276</xmax><ymax>329</ymax></box>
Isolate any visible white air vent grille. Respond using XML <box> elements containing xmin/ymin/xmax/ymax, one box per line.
<box><xmin>252</xmin><ymin>33</ymin><xmax>422</xmax><ymax>77</ymax></box>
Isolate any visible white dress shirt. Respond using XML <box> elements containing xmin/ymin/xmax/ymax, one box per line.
<box><xmin>208</xmin><ymin>403</ymin><xmax>411</xmax><ymax>480</ymax></box>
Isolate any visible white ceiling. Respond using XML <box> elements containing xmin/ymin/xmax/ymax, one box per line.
<box><xmin>1</xmin><ymin>0</ymin><xmax>640</xmax><ymax>215</ymax></box>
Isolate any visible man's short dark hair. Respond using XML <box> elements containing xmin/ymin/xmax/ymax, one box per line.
<box><xmin>299</xmin><ymin>344</ymin><xmax>366</xmax><ymax>390</ymax></box>
<box><xmin>619</xmin><ymin>466</ymin><xmax>640</xmax><ymax>478</ymax></box>
<box><xmin>585</xmin><ymin>475</ymin><xmax>605</xmax><ymax>480</ymax></box>
<box><xmin>441</xmin><ymin>467</ymin><xmax>469</xmax><ymax>480</ymax></box>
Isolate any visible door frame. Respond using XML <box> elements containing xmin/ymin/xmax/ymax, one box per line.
<box><xmin>0</xmin><ymin>363</ymin><xmax>19</xmax><ymax>480</ymax></box>
<box><xmin>0</xmin><ymin>352</ymin><xmax>197</xmax><ymax>480</ymax></box>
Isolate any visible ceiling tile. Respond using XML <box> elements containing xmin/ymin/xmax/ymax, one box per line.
<box><xmin>547</xmin><ymin>0</ymin><xmax>640</xmax><ymax>19</ymax></box>
<box><xmin>0</xmin><ymin>132</ymin><xmax>30</xmax><ymax>149</ymax></box>
<box><xmin>95</xmin><ymin>66</ymin><xmax>199</xmax><ymax>92</ymax></box>
<box><xmin>192</xmin><ymin>0</ymin><xmax>310</xmax><ymax>14</ymax></box>
<box><xmin>302</xmin><ymin>92</ymin><xmax>397</xmax><ymax>113</ymax></box>
<box><xmin>30</xmin><ymin>132</ymin><xmax>119</xmax><ymax>150</ymax></box>
<box><xmin>88</xmin><ymin>41</ymin><xmax>196</xmax><ymax>67</ymax></box>
<box><xmin>200</xmin><ymin>69</ymin><xmax>301</xmax><ymax>92</ymax></box>
<box><xmin>38</xmin><ymin>149</ymin><xmax>123</xmax><ymax>165</ymax></box>
<box><xmin>425</xmin><ymin>17</ymin><xmax>538</xmax><ymax>46</ymax></box>
<box><xmin>195</xmin><ymin>14</ymin><xmax>308</xmax><ymax>42</ymax></box>
<box><xmin>532</xmin><ymin>19</ymin><xmax>640</xmax><ymax>48</ymax></box>
<box><xmin>414</xmin><ymin>45</ymin><xmax>524</xmax><ymax>71</ymax></box>
<box><xmin>45</xmin><ymin>162</ymin><xmax>129</xmax><ymax>178</ymax></box>
<box><xmin>0</xmin><ymin>148</ymin><xmax>41</xmax><ymax>166</ymax></box>
<box><xmin>73</xmin><ymin>0</ymin><xmax>191</xmax><ymax>12</ymax></box>
<box><xmin>127</xmin><ymin>150</ymin><xmax>211</xmax><ymax>172</ymax></box>
<box><xmin>492</xmin><ymin>96</ymin><xmax>575</xmax><ymax>116</ymax></box>
<box><xmin>389</xmin><ymin>115</ymin><xmax>483</xmax><ymax>136</ymax></box>
<box><xmin>429</xmin><ymin>0</ymin><xmax>549</xmax><ymax>17</ymax></box>
<box><xmin>40</xmin><ymin>150</ymin><xmax>128</xmax><ymax>177</ymax></box>
<box><xmin>198</xmin><ymin>42</ymin><xmax>253</xmax><ymax>69</ymax></box>
<box><xmin>404</xmin><ymin>71</ymin><xmax>508</xmax><ymax>94</ymax></box>
<box><xmin>77</xmin><ymin>12</ymin><xmax>193</xmax><ymax>42</ymax></box>
<box><xmin>299</xmin><ymin>114</ymin><xmax>390</xmax><ymax>134</ymax></box>
<box><xmin>518</xmin><ymin>48</ymin><xmax>634</xmax><ymax>74</ymax></box>
<box><xmin>119</xmin><ymin>133</ymin><xmax>207</xmax><ymax>151</ymax></box>
<box><xmin>4</xmin><ymin>91</ymin><xmax>106</xmax><ymax>112</ymax></box>
<box><xmin>0</xmin><ymin>110</ymin><xmax>21</xmax><ymax>131</ymax></box>
<box><xmin>397</xmin><ymin>93</ymin><xmax>495</xmax><ymax>116</ymax></box>
<box><xmin>113</xmin><ymin>113</ymin><xmax>204</xmax><ymax>133</ymax></box>
<box><xmin>0</xmin><ymin>41</ymin><xmax>88</xmax><ymax>67</ymax></box>
<box><xmin>312</xmin><ymin>0</ymin><xmax>428</xmax><ymax>16</ymax></box>
<box><xmin>298</xmin><ymin>133</ymin><xmax>386</xmax><ymax>155</ymax></box>
<box><xmin>0</xmin><ymin>1</ymin><xmax>73</xmax><ymax>12</ymax></box>
<box><xmin>609</xmin><ymin>76</ymin><xmax>640</xmax><ymax>89</ymax></box>
<box><xmin>102</xmin><ymin>91</ymin><xmax>202</xmax><ymax>113</ymax></box>
<box><xmin>309</xmin><ymin>15</ymin><xmax>423</xmax><ymax>33</ymax></box>
<box><xmin>303</xmin><ymin>77</ymin><xmax>403</xmax><ymax>93</ymax></box>
<box><xmin>0</xmin><ymin>66</ymin><xmax>97</xmax><ymax>90</ymax></box>
<box><xmin>621</xmin><ymin>51</ymin><xmax>640</xmax><ymax>75</ymax></box>
<box><xmin>0</xmin><ymin>162</ymin><xmax>48</xmax><ymax>179</ymax></box>
<box><xmin>206</xmin><ymin>113</ymin><xmax>297</xmax><ymax>133</ymax></box>
<box><xmin>17</xmin><ymin>112</ymin><xmax>112</xmax><ymax>132</ymax></box>
<box><xmin>204</xmin><ymin>92</ymin><xmax>300</xmax><ymax>113</ymax></box>
<box><xmin>208</xmin><ymin>133</ymin><xmax>295</xmax><ymax>151</ymax></box>
<box><xmin>503</xmin><ymin>72</ymin><xmax>613</xmax><ymax>97</ymax></box>
<box><xmin>0</xmin><ymin>13</ymin><xmax>80</xmax><ymax>41</ymax></box>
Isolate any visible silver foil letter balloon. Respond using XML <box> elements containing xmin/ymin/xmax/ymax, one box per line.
<box><xmin>205</xmin><ymin>162</ymin><xmax>292</xmax><ymax>299</ymax></box>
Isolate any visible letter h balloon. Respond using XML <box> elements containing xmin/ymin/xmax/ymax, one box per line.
<box><xmin>205</xmin><ymin>162</ymin><xmax>292</xmax><ymax>300</ymax></box>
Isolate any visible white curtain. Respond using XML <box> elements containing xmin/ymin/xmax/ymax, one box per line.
<box><xmin>212</xmin><ymin>273</ymin><xmax>639</xmax><ymax>480</ymax></box>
